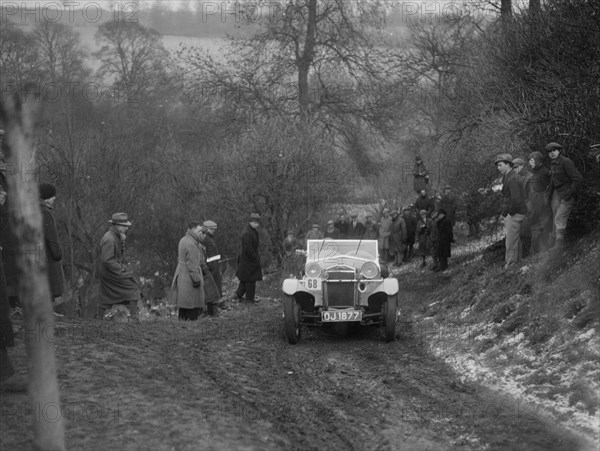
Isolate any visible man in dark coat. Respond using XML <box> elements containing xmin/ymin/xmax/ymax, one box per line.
<box><xmin>440</xmin><ymin>184</ymin><xmax>458</xmax><ymax>227</ymax></box>
<box><xmin>363</xmin><ymin>214</ymin><xmax>378</xmax><ymax>240</ymax></box>
<box><xmin>389</xmin><ymin>210</ymin><xmax>406</xmax><ymax>266</ymax></box>
<box><xmin>402</xmin><ymin>207</ymin><xmax>417</xmax><ymax>262</ymax></box>
<box><xmin>235</xmin><ymin>213</ymin><xmax>263</xmax><ymax>302</ymax></box>
<box><xmin>545</xmin><ymin>142</ymin><xmax>583</xmax><ymax>247</ymax></box>
<box><xmin>334</xmin><ymin>211</ymin><xmax>349</xmax><ymax>239</ymax></box>
<box><xmin>98</xmin><ymin>212</ymin><xmax>141</xmax><ymax>319</ymax></box>
<box><xmin>39</xmin><ymin>183</ymin><xmax>65</xmax><ymax>312</ymax></box>
<box><xmin>527</xmin><ymin>151</ymin><xmax>552</xmax><ymax>253</ymax></box>
<box><xmin>202</xmin><ymin>220</ymin><xmax>222</xmax><ymax>298</ymax></box>
<box><xmin>496</xmin><ymin>153</ymin><xmax>528</xmax><ymax>268</ymax></box>
<box><xmin>412</xmin><ymin>155</ymin><xmax>429</xmax><ymax>194</ymax></box>
<box><xmin>414</xmin><ymin>189</ymin><xmax>434</xmax><ymax>216</ymax></box>
<box><xmin>435</xmin><ymin>209</ymin><xmax>454</xmax><ymax>271</ymax></box>
<box><xmin>198</xmin><ymin>226</ymin><xmax>221</xmax><ymax>316</ymax></box>
<box><xmin>346</xmin><ymin>212</ymin><xmax>365</xmax><ymax>239</ymax></box>
<box><xmin>416</xmin><ymin>209</ymin><xmax>432</xmax><ymax>268</ymax></box>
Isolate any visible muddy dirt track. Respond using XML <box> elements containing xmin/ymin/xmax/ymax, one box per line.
<box><xmin>0</xmin><ymin>278</ymin><xmax>590</xmax><ymax>450</ymax></box>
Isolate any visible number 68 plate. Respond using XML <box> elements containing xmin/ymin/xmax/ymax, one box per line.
<box><xmin>322</xmin><ymin>310</ymin><xmax>362</xmax><ymax>322</ymax></box>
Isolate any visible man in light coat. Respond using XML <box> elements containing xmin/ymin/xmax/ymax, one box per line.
<box><xmin>171</xmin><ymin>221</ymin><xmax>205</xmax><ymax>320</ymax></box>
<box><xmin>99</xmin><ymin>212</ymin><xmax>141</xmax><ymax>319</ymax></box>
<box><xmin>377</xmin><ymin>208</ymin><xmax>392</xmax><ymax>263</ymax></box>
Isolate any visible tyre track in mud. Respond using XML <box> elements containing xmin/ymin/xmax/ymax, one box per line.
<box><xmin>175</xmin><ymin>298</ymin><xmax>587</xmax><ymax>451</ymax></box>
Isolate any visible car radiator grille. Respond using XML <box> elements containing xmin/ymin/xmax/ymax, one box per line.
<box><xmin>324</xmin><ymin>270</ymin><xmax>355</xmax><ymax>308</ymax></box>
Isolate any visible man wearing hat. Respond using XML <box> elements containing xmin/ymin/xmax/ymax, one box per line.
<box><xmin>347</xmin><ymin>212</ymin><xmax>365</xmax><ymax>239</ymax></box>
<box><xmin>440</xmin><ymin>184</ymin><xmax>458</xmax><ymax>228</ymax></box>
<box><xmin>305</xmin><ymin>223</ymin><xmax>324</xmax><ymax>240</ymax></box>
<box><xmin>98</xmin><ymin>212</ymin><xmax>141</xmax><ymax>318</ymax></box>
<box><xmin>545</xmin><ymin>142</ymin><xmax>583</xmax><ymax>247</ymax></box>
<box><xmin>377</xmin><ymin>208</ymin><xmax>392</xmax><ymax>262</ymax></box>
<box><xmin>512</xmin><ymin>157</ymin><xmax>533</xmax><ymax>257</ymax></box>
<box><xmin>412</xmin><ymin>155</ymin><xmax>429</xmax><ymax>194</ymax></box>
<box><xmin>39</xmin><ymin>183</ymin><xmax>66</xmax><ymax>314</ymax></box>
<box><xmin>495</xmin><ymin>153</ymin><xmax>527</xmax><ymax>268</ymax></box>
<box><xmin>202</xmin><ymin>220</ymin><xmax>222</xmax><ymax>298</ymax></box>
<box><xmin>363</xmin><ymin>214</ymin><xmax>378</xmax><ymax>240</ymax></box>
<box><xmin>324</xmin><ymin>220</ymin><xmax>341</xmax><ymax>239</ymax></box>
<box><xmin>235</xmin><ymin>213</ymin><xmax>263</xmax><ymax>303</ymax></box>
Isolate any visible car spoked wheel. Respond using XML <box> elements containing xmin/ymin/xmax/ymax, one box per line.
<box><xmin>283</xmin><ymin>295</ymin><xmax>301</xmax><ymax>344</ymax></box>
<box><xmin>383</xmin><ymin>294</ymin><xmax>398</xmax><ymax>342</ymax></box>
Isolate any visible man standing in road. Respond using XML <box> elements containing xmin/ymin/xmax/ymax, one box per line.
<box><xmin>235</xmin><ymin>213</ymin><xmax>263</xmax><ymax>303</ymax></box>
<box><xmin>440</xmin><ymin>184</ymin><xmax>458</xmax><ymax>228</ymax></box>
<box><xmin>98</xmin><ymin>213</ymin><xmax>141</xmax><ymax>319</ymax></box>
<box><xmin>495</xmin><ymin>154</ymin><xmax>528</xmax><ymax>268</ymax></box>
<box><xmin>545</xmin><ymin>142</ymin><xmax>583</xmax><ymax>248</ymax></box>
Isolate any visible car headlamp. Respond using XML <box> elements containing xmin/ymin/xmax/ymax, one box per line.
<box><xmin>305</xmin><ymin>262</ymin><xmax>322</xmax><ymax>278</ymax></box>
<box><xmin>360</xmin><ymin>261</ymin><xmax>379</xmax><ymax>279</ymax></box>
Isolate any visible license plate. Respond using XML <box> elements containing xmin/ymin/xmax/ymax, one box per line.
<box><xmin>305</xmin><ymin>278</ymin><xmax>321</xmax><ymax>291</ymax></box>
<box><xmin>321</xmin><ymin>310</ymin><xmax>362</xmax><ymax>322</ymax></box>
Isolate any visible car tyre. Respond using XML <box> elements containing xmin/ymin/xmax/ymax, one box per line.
<box><xmin>383</xmin><ymin>294</ymin><xmax>398</xmax><ymax>342</ymax></box>
<box><xmin>283</xmin><ymin>295</ymin><xmax>301</xmax><ymax>344</ymax></box>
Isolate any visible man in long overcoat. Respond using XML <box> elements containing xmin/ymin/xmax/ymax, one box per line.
<box><xmin>435</xmin><ymin>209</ymin><xmax>454</xmax><ymax>271</ymax></box>
<box><xmin>235</xmin><ymin>213</ymin><xmax>263</xmax><ymax>302</ymax></box>
<box><xmin>347</xmin><ymin>212</ymin><xmax>365</xmax><ymax>239</ymax></box>
<box><xmin>412</xmin><ymin>155</ymin><xmax>429</xmax><ymax>194</ymax></box>
<box><xmin>39</xmin><ymin>183</ymin><xmax>65</xmax><ymax>306</ymax></box>
<box><xmin>202</xmin><ymin>220</ymin><xmax>222</xmax><ymax>298</ymax></box>
<box><xmin>389</xmin><ymin>210</ymin><xmax>407</xmax><ymax>266</ymax></box>
<box><xmin>377</xmin><ymin>208</ymin><xmax>392</xmax><ymax>262</ymax></box>
<box><xmin>98</xmin><ymin>212</ymin><xmax>141</xmax><ymax>319</ymax></box>
<box><xmin>198</xmin><ymin>226</ymin><xmax>220</xmax><ymax>316</ymax></box>
<box><xmin>171</xmin><ymin>222</ymin><xmax>206</xmax><ymax>320</ymax></box>
<box><xmin>527</xmin><ymin>152</ymin><xmax>552</xmax><ymax>253</ymax></box>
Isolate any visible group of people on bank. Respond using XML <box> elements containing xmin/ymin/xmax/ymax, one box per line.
<box><xmin>495</xmin><ymin>142</ymin><xmax>582</xmax><ymax>268</ymax></box>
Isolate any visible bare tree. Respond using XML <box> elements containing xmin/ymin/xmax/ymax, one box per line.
<box><xmin>0</xmin><ymin>95</ymin><xmax>66</xmax><ymax>450</ymax></box>
<box><xmin>0</xmin><ymin>21</ymin><xmax>39</xmax><ymax>85</ymax></box>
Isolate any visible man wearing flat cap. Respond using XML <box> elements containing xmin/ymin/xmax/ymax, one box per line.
<box><xmin>98</xmin><ymin>212</ymin><xmax>141</xmax><ymax>319</ymax></box>
<box><xmin>202</xmin><ymin>220</ymin><xmax>222</xmax><ymax>298</ymax></box>
<box><xmin>305</xmin><ymin>223</ymin><xmax>324</xmax><ymax>240</ymax></box>
<box><xmin>545</xmin><ymin>142</ymin><xmax>583</xmax><ymax>247</ymax></box>
<box><xmin>39</xmin><ymin>183</ymin><xmax>66</xmax><ymax>313</ymax></box>
<box><xmin>324</xmin><ymin>220</ymin><xmax>341</xmax><ymax>239</ymax></box>
<box><xmin>495</xmin><ymin>153</ymin><xmax>527</xmax><ymax>268</ymax></box>
<box><xmin>235</xmin><ymin>213</ymin><xmax>263</xmax><ymax>302</ymax></box>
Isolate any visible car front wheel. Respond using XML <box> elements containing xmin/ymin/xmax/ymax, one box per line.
<box><xmin>383</xmin><ymin>294</ymin><xmax>398</xmax><ymax>342</ymax></box>
<box><xmin>283</xmin><ymin>295</ymin><xmax>301</xmax><ymax>344</ymax></box>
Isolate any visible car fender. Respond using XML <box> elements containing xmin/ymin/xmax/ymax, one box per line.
<box><xmin>382</xmin><ymin>277</ymin><xmax>399</xmax><ymax>295</ymax></box>
<box><xmin>282</xmin><ymin>278</ymin><xmax>299</xmax><ymax>296</ymax></box>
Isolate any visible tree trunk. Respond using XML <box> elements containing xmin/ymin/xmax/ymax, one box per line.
<box><xmin>297</xmin><ymin>0</ymin><xmax>318</xmax><ymax>118</ymax></box>
<box><xmin>0</xmin><ymin>95</ymin><xmax>66</xmax><ymax>451</ymax></box>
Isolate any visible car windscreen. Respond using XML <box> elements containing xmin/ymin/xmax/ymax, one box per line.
<box><xmin>306</xmin><ymin>240</ymin><xmax>378</xmax><ymax>262</ymax></box>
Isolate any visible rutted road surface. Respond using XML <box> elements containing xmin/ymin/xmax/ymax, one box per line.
<box><xmin>1</xmin><ymin>294</ymin><xmax>589</xmax><ymax>450</ymax></box>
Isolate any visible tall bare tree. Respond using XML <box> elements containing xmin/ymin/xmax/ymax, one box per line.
<box><xmin>1</xmin><ymin>95</ymin><xmax>66</xmax><ymax>451</ymax></box>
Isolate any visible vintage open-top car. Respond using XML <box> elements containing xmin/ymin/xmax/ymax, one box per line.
<box><xmin>281</xmin><ymin>239</ymin><xmax>399</xmax><ymax>344</ymax></box>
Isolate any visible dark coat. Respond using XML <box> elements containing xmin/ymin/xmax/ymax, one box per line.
<box><xmin>412</xmin><ymin>162</ymin><xmax>429</xmax><ymax>192</ymax></box>
<box><xmin>528</xmin><ymin>163</ymin><xmax>552</xmax><ymax>226</ymax></box>
<box><xmin>440</xmin><ymin>193</ymin><xmax>458</xmax><ymax>225</ymax></box>
<box><xmin>363</xmin><ymin>221</ymin><xmax>378</xmax><ymax>240</ymax></box>
<box><xmin>236</xmin><ymin>224</ymin><xmax>262</xmax><ymax>282</ymax></box>
<box><xmin>437</xmin><ymin>216</ymin><xmax>453</xmax><ymax>258</ymax></box>
<box><xmin>99</xmin><ymin>226</ymin><xmax>141</xmax><ymax>305</ymax></box>
<box><xmin>548</xmin><ymin>155</ymin><xmax>583</xmax><ymax>201</ymax></box>
<box><xmin>41</xmin><ymin>203</ymin><xmax>65</xmax><ymax>297</ymax></box>
<box><xmin>203</xmin><ymin>233</ymin><xmax>222</xmax><ymax>297</ymax></box>
<box><xmin>199</xmin><ymin>242</ymin><xmax>220</xmax><ymax>305</ymax></box>
<box><xmin>417</xmin><ymin>217</ymin><xmax>432</xmax><ymax>256</ymax></box>
<box><xmin>347</xmin><ymin>220</ymin><xmax>365</xmax><ymax>239</ymax></box>
<box><xmin>324</xmin><ymin>226</ymin><xmax>341</xmax><ymax>239</ymax></box>
<box><xmin>334</xmin><ymin>219</ymin><xmax>349</xmax><ymax>239</ymax></box>
<box><xmin>404</xmin><ymin>215</ymin><xmax>417</xmax><ymax>244</ymax></box>
<box><xmin>389</xmin><ymin>215</ymin><xmax>407</xmax><ymax>254</ymax></box>
<box><xmin>501</xmin><ymin>169</ymin><xmax>528</xmax><ymax>216</ymax></box>
<box><xmin>170</xmin><ymin>231</ymin><xmax>205</xmax><ymax>309</ymax></box>
<box><xmin>414</xmin><ymin>196</ymin><xmax>434</xmax><ymax>215</ymax></box>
